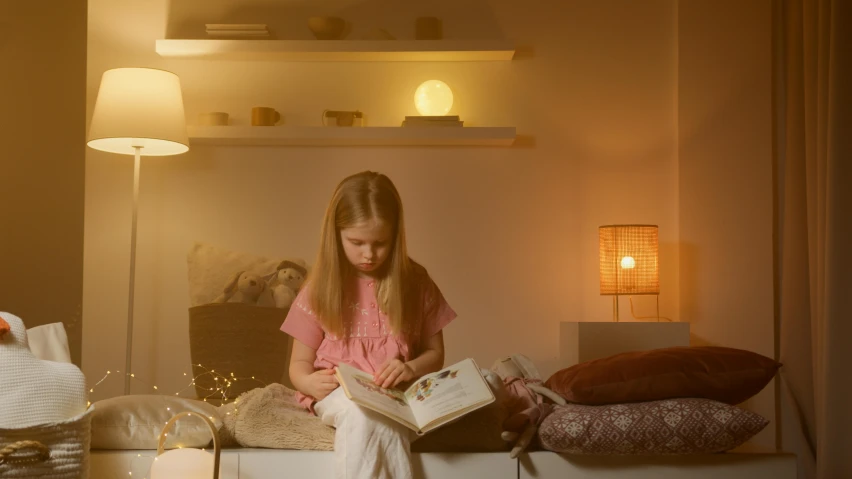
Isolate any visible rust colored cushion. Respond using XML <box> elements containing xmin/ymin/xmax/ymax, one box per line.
<box><xmin>538</xmin><ymin>398</ymin><xmax>768</xmax><ymax>455</ymax></box>
<box><xmin>545</xmin><ymin>346</ymin><xmax>781</xmax><ymax>405</ymax></box>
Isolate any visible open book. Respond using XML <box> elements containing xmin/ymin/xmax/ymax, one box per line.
<box><xmin>335</xmin><ymin>358</ymin><xmax>495</xmax><ymax>435</ymax></box>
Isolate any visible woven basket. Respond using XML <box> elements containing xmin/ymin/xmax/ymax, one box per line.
<box><xmin>189</xmin><ymin>303</ymin><xmax>293</xmax><ymax>405</ymax></box>
<box><xmin>0</xmin><ymin>409</ymin><xmax>92</xmax><ymax>479</ymax></box>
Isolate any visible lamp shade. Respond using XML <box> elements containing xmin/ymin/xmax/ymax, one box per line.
<box><xmin>599</xmin><ymin>225</ymin><xmax>659</xmax><ymax>295</ymax></box>
<box><xmin>87</xmin><ymin>68</ymin><xmax>189</xmax><ymax>156</ymax></box>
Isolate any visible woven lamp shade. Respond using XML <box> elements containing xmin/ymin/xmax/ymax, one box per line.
<box><xmin>599</xmin><ymin>225</ymin><xmax>659</xmax><ymax>295</ymax></box>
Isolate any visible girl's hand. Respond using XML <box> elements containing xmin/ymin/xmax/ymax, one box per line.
<box><xmin>374</xmin><ymin>359</ymin><xmax>415</xmax><ymax>389</ymax></box>
<box><xmin>304</xmin><ymin>369</ymin><xmax>339</xmax><ymax>400</ymax></box>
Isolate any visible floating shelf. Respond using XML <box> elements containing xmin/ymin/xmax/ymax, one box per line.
<box><xmin>156</xmin><ymin>39</ymin><xmax>515</xmax><ymax>61</ymax></box>
<box><xmin>187</xmin><ymin>126</ymin><xmax>516</xmax><ymax>146</ymax></box>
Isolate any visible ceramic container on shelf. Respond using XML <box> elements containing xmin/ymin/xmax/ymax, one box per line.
<box><xmin>308</xmin><ymin>16</ymin><xmax>346</xmax><ymax>40</ymax></box>
<box><xmin>198</xmin><ymin>112</ymin><xmax>229</xmax><ymax>126</ymax></box>
<box><xmin>251</xmin><ymin>107</ymin><xmax>281</xmax><ymax>126</ymax></box>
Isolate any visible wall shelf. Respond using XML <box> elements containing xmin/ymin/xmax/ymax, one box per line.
<box><xmin>156</xmin><ymin>39</ymin><xmax>515</xmax><ymax>61</ymax></box>
<box><xmin>187</xmin><ymin>126</ymin><xmax>516</xmax><ymax>147</ymax></box>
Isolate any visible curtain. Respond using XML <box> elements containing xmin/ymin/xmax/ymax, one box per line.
<box><xmin>774</xmin><ymin>0</ymin><xmax>852</xmax><ymax>478</ymax></box>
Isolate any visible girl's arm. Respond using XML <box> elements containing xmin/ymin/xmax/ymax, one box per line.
<box><xmin>406</xmin><ymin>330</ymin><xmax>445</xmax><ymax>378</ymax></box>
<box><xmin>290</xmin><ymin>339</ymin><xmax>338</xmax><ymax>400</ymax></box>
<box><xmin>375</xmin><ymin>331</ymin><xmax>445</xmax><ymax>388</ymax></box>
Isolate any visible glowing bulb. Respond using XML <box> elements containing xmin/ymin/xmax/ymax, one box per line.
<box><xmin>620</xmin><ymin>256</ymin><xmax>636</xmax><ymax>269</ymax></box>
<box><xmin>414</xmin><ymin>80</ymin><xmax>453</xmax><ymax>116</ymax></box>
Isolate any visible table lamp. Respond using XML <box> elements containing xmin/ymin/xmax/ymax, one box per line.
<box><xmin>87</xmin><ymin>67</ymin><xmax>189</xmax><ymax>394</ymax></box>
<box><xmin>150</xmin><ymin>411</ymin><xmax>221</xmax><ymax>479</ymax></box>
<box><xmin>599</xmin><ymin>225</ymin><xmax>659</xmax><ymax>322</ymax></box>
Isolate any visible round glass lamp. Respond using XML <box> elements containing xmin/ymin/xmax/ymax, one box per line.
<box><xmin>150</xmin><ymin>412</ymin><xmax>220</xmax><ymax>479</ymax></box>
<box><xmin>414</xmin><ymin>80</ymin><xmax>453</xmax><ymax>116</ymax></box>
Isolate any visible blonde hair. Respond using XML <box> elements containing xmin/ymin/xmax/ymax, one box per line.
<box><xmin>308</xmin><ymin>171</ymin><xmax>424</xmax><ymax>338</ymax></box>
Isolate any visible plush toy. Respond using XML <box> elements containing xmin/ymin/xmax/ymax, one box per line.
<box><xmin>213</xmin><ymin>271</ymin><xmax>276</xmax><ymax>307</ymax></box>
<box><xmin>267</xmin><ymin>259</ymin><xmax>308</xmax><ymax>309</ymax></box>
<box><xmin>0</xmin><ymin>315</ymin><xmax>10</xmax><ymax>340</ymax></box>
<box><xmin>492</xmin><ymin>354</ymin><xmax>565</xmax><ymax>459</ymax></box>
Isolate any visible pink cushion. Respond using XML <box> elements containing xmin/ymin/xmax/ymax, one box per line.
<box><xmin>538</xmin><ymin>398</ymin><xmax>767</xmax><ymax>455</ymax></box>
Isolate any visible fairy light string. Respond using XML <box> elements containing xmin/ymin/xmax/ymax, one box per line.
<box><xmin>87</xmin><ymin>365</ymin><xmax>267</xmax><ymax>479</ymax></box>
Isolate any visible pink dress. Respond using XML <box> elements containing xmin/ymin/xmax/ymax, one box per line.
<box><xmin>280</xmin><ymin>274</ymin><xmax>456</xmax><ymax>412</ymax></box>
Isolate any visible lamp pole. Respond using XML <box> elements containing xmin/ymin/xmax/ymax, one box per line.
<box><xmin>124</xmin><ymin>144</ymin><xmax>142</xmax><ymax>395</ymax></box>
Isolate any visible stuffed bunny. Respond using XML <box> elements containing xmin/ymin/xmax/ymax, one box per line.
<box><xmin>268</xmin><ymin>259</ymin><xmax>308</xmax><ymax>309</ymax></box>
<box><xmin>492</xmin><ymin>354</ymin><xmax>565</xmax><ymax>459</ymax></box>
<box><xmin>213</xmin><ymin>270</ymin><xmax>276</xmax><ymax>307</ymax></box>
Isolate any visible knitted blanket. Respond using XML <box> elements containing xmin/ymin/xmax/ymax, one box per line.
<box><xmin>216</xmin><ymin>371</ymin><xmax>509</xmax><ymax>453</ymax></box>
<box><xmin>0</xmin><ymin>312</ymin><xmax>87</xmax><ymax>429</ymax></box>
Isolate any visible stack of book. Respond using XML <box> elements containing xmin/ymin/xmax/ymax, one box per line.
<box><xmin>402</xmin><ymin>116</ymin><xmax>464</xmax><ymax>127</ymax></box>
<box><xmin>205</xmin><ymin>24</ymin><xmax>270</xmax><ymax>38</ymax></box>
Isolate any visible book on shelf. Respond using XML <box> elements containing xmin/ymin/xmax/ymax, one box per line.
<box><xmin>205</xmin><ymin>24</ymin><xmax>268</xmax><ymax>30</ymax></box>
<box><xmin>334</xmin><ymin>358</ymin><xmax>494</xmax><ymax>435</ymax></box>
<box><xmin>402</xmin><ymin>121</ymin><xmax>464</xmax><ymax>127</ymax></box>
<box><xmin>402</xmin><ymin>116</ymin><xmax>463</xmax><ymax>127</ymax></box>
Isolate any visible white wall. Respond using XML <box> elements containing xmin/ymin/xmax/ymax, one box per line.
<box><xmin>678</xmin><ymin>0</ymin><xmax>775</xmax><ymax>448</ymax></box>
<box><xmin>84</xmin><ymin>0</ymin><xmax>680</xmax><ymax>399</ymax></box>
<box><xmin>0</xmin><ymin>0</ymin><xmax>87</xmax><ymax>364</ymax></box>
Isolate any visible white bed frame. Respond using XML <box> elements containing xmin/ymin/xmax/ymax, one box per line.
<box><xmin>90</xmin><ymin>449</ymin><xmax>797</xmax><ymax>479</ymax></box>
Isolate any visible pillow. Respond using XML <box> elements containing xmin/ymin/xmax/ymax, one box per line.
<box><xmin>186</xmin><ymin>241</ymin><xmax>306</xmax><ymax>307</ymax></box>
<box><xmin>27</xmin><ymin>322</ymin><xmax>72</xmax><ymax>363</ymax></box>
<box><xmin>545</xmin><ymin>346</ymin><xmax>781</xmax><ymax>405</ymax></box>
<box><xmin>90</xmin><ymin>395</ymin><xmax>223</xmax><ymax>450</ymax></box>
<box><xmin>538</xmin><ymin>398</ymin><xmax>768</xmax><ymax>455</ymax></box>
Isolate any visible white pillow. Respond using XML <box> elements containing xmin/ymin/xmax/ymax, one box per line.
<box><xmin>27</xmin><ymin>322</ymin><xmax>72</xmax><ymax>363</ymax></box>
<box><xmin>90</xmin><ymin>395</ymin><xmax>223</xmax><ymax>450</ymax></box>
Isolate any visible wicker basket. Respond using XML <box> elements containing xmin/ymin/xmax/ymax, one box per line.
<box><xmin>0</xmin><ymin>409</ymin><xmax>93</xmax><ymax>479</ymax></box>
<box><xmin>189</xmin><ymin>303</ymin><xmax>293</xmax><ymax>405</ymax></box>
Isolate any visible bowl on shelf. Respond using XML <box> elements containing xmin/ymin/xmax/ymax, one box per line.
<box><xmin>308</xmin><ymin>16</ymin><xmax>346</xmax><ymax>40</ymax></box>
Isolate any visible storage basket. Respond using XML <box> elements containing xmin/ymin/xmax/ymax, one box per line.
<box><xmin>189</xmin><ymin>303</ymin><xmax>293</xmax><ymax>405</ymax></box>
<box><xmin>0</xmin><ymin>409</ymin><xmax>93</xmax><ymax>479</ymax></box>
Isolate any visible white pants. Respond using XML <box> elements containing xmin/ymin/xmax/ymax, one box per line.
<box><xmin>315</xmin><ymin>387</ymin><xmax>415</xmax><ymax>479</ymax></box>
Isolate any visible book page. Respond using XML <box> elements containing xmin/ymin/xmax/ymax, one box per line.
<box><xmin>404</xmin><ymin>358</ymin><xmax>494</xmax><ymax>429</ymax></box>
<box><xmin>336</xmin><ymin>363</ymin><xmax>419</xmax><ymax>431</ymax></box>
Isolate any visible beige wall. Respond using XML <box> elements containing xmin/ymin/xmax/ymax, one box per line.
<box><xmin>0</xmin><ymin>1</ymin><xmax>87</xmax><ymax>364</ymax></box>
<box><xmin>84</xmin><ymin>0</ymin><xmax>680</xmax><ymax>399</ymax></box>
<box><xmin>84</xmin><ymin>0</ymin><xmax>776</xmax><ymax>450</ymax></box>
<box><xmin>678</xmin><ymin>0</ymin><xmax>775</xmax><ymax>448</ymax></box>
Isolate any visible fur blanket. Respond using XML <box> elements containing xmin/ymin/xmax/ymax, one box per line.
<box><xmin>217</xmin><ymin>383</ymin><xmax>334</xmax><ymax>450</ymax></box>
<box><xmin>217</xmin><ymin>370</ymin><xmax>509</xmax><ymax>452</ymax></box>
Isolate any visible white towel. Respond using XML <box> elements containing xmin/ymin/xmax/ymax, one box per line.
<box><xmin>27</xmin><ymin>322</ymin><xmax>72</xmax><ymax>363</ymax></box>
<box><xmin>0</xmin><ymin>312</ymin><xmax>87</xmax><ymax>428</ymax></box>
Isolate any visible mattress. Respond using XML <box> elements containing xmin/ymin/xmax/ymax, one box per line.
<box><xmin>89</xmin><ymin>449</ymin><xmax>517</xmax><ymax>479</ymax></box>
<box><xmin>519</xmin><ymin>450</ymin><xmax>797</xmax><ymax>479</ymax></box>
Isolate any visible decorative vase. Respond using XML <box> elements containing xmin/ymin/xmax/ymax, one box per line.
<box><xmin>308</xmin><ymin>16</ymin><xmax>346</xmax><ymax>40</ymax></box>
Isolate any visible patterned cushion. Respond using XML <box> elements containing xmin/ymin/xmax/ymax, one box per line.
<box><xmin>538</xmin><ymin>398</ymin><xmax>767</xmax><ymax>455</ymax></box>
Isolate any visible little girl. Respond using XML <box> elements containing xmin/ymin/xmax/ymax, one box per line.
<box><xmin>281</xmin><ymin>171</ymin><xmax>456</xmax><ymax>479</ymax></box>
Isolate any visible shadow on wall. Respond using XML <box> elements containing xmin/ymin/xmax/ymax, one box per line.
<box><xmin>165</xmin><ymin>0</ymin><xmax>506</xmax><ymax>40</ymax></box>
<box><xmin>680</xmin><ymin>241</ymin><xmax>700</xmax><ymax>326</ymax></box>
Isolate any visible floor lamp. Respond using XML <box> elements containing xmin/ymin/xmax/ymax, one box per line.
<box><xmin>86</xmin><ymin>68</ymin><xmax>189</xmax><ymax>394</ymax></box>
